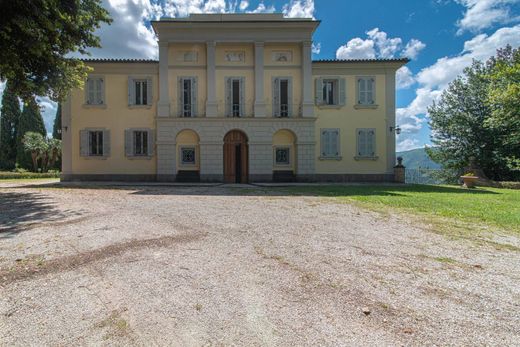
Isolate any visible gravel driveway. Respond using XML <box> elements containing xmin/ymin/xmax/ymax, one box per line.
<box><xmin>1</xmin><ymin>181</ymin><xmax>519</xmax><ymax>346</ymax></box>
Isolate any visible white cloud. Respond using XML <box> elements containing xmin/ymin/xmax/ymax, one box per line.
<box><xmin>335</xmin><ymin>28</ymin><xmax>425</xmax><ymax>60</ymax></box>
<box><xmin>367</xmin><ymin>28</ymin><xmax>402</xmax><ymax>58</ymax></box>
<box><xmin>397</xmin><ymin>138</ymin><xmax>421</xmax><ymax>152</ymax></box>
<box><xmin>396</xmin><ymin>66</ymin><xmax>415</xmax><ymax>89</ymax></box>
<box><xmin>336</xmin><ymin>38</ymin><xmax>376</xmax><ymax>59</ymax></box>
<box><xmin>282</xmin><ymin>0</ymin><xmax>315</xmax><ymax>18</ymax></box>
<box><xmin>239</xmin><ymin>0</ymin><xmax>248</xmax><ymax>10</ymax></box>
<box><xmin>247</xmin><ymin>2</ymin><xmax>276</xmax><ymax>13</ymax></box>
<box><xmin>403</xmin><ymin>39</ymin><xmax>426</xmax><ymax>60</ymax></box>
<box><xmin>312</xmin><ymin>42</ymin><xmax>321</xmax><ymax>54</ymax></box>
<box><xmin>456</xmin><ymin>0</ymin><xmax>520</xmax><ymax>34</ymax></box>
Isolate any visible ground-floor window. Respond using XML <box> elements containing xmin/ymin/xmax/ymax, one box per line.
<box><xmin>89</xmin><ymin>131</ymin><xmax>104</xmax><ymax>156</ymax></box>
<box><xmin>274</xmin><ymin>147</ymin><xmax>290</xmax><ymax>165</ymax></box>
<box><xmin>133</xmin><ymin>131</ymin><xmax>148</xmax><ymax>156</ymax></box>
<box><xmin>180</xmin><ymin>147</ymin><xmax>196</xmax><ymax>165</ymax></box>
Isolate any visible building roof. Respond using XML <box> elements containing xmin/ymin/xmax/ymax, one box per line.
<box><xmin>153</xmin><ymin>13</ymin><xmax>316</xmax><ymax>23</ymax></box>
<box><xmin>82</xmin><ymin>58</ymin><xmax>409</xmax><ymax>64</ymax></box>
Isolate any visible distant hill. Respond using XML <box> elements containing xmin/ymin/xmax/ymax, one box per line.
<box><xmin>396</xmin><ymin>147</ymin><xmax>441</xmax><ymax>169</ymax></box>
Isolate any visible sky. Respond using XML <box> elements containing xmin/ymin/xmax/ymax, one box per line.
<box><xmin>1</xmin><ymin>0</ymin><xmax>520</xmax><ymax>151</ymax></box>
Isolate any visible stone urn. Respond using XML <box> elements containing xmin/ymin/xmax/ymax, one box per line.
<box><xmin>461</xmin><ymin>175</ymin><xmax>478</xmax><ymax>188</ymax></box>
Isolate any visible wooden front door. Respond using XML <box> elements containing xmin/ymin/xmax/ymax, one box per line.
<box><xmin>223</xmin><ymin>130</ymin><xmax>248</xmax><ymax>183</ymax></box>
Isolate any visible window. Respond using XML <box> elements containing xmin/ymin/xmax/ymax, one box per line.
<box><xmin>315</xmin><ymin>77</ymin><xmax>346</xmax><ymax>107</ymax></box>
<box><xmin>321</xmin><ymin>129</ymin><xmax>340</xmax><ymax>158</ymax></box>
<box><xmin>134</xmin><ymin>80</ymin><xmax>148</xmax><ymax>105</ymax></box>
<box><xmin>357</xmin><ymin>129</ymin><xmax>376</xmax><ymax>157</ymax></box>
<box><xmin>275</xmin><ymin>147</ymin><xmax>290</xmax><ymax>165</ymax></box>
<box><xmin>181</xmin><ymin>147</ymin><xmax>196</xmax><ymax>165</ymax></box>
<box><xmin>86</xmin><ymin>77</ymin><xmax>104</xmax><ymax>105</ymax></box>
<box><xmin>133</xmin><ymin>131</ymin><xmax>148</xmax><ymax>156</ymax></box>
<box><xmin>273</xmin><ymin>77</ymin><xmax>292</xmax><ymax>117</ymax></box>
<box><xmin>357</xmin><ymin>77</ymin><xmax>375</xmax><ymax>105</ymax></box>
<box><xmin>322</xmin><ymin>80</ymin><xmax>336</xmax><ymax>105</ymax></box>
<box><xmin>178</xmin><ymin>77</ymin><xmax>197</xmax><ymax>117</ymax></box>
<box><xmin>226</xmin><ymin>77</ymin><xmax>244</xmax><ymax>117</ymax></box>
<box><xmin>89</xmin><ymin>131</ymin><xmax>103</xmax><ymax>156</ymax></box>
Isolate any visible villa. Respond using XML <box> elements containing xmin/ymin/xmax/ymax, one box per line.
<box><xmin>60</xmin><ymin>13</ymin><xmax>408</xmax><ymax>183</ymax></box>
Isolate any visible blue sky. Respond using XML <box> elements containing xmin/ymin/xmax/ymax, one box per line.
<box><xmin>1</xmin><ymin>0</ymin><xmax>520</xmax><ymax>151</ymax></box>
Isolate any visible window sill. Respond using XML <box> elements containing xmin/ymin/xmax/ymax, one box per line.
<box><xmin>127</xmin><ymin>155</ymin><xmax>153</xmax><ymax>160</ymax></box>
<box><xmin>316</xmin><ymin>105</ymin><xmax>343</xmax><ymax>110</ymax></box>
<box><xmin>354</xmin><ymin>156</ymin><xmax>379</xmax><ymax>161</ymax></box>
<box><xmin>319</xmin><ymin>156</ymin><xmax>342</xmax><ymax>161</ymax></box>
<box><xmin>82</xmin><ymin>104</ymin><xmax>107</xmax><ymax>109</ymax></box>
<box><xmin>354</xmin><ymin>104</ymin><xmax>378</xmax><ymax>110</ymax></box>
<box><xmin>128</xmin><ymin>105</ymin><xmax>152</xmax><ymax>109</ymax></box>
<box><xmin>82</xmin><ymin>156</ymin><xmax>108</xmax><ymax>160</ymax></box>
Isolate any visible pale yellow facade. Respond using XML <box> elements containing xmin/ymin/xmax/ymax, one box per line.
<box><xmin>61</xmin><ymin>13</ymin><xmax>406</xmax><ymax>182</ymax></box>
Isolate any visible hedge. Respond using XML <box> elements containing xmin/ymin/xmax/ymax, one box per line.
<box><xmin>0</xmin><ymin>171</ymin><xmax>60</xmax><ymax>179</ymax></box>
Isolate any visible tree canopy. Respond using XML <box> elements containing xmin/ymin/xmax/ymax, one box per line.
<box><xmin>0</xmin><ymin>0</ymin><xmax>112</xmax><ymax>101</ymax></box>
<box><xmin>427</xmin><ymin>45</ymin><xmax>520</xmax><ymax>181</ymax></box>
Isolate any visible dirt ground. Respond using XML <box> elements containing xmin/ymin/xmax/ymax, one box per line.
<box><xmin>1</xmin><ymin>181</ymin><xmax>519</xmax><ymax>346</ymax></box>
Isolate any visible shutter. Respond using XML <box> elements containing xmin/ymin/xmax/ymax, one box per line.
<box><xmin>339</xmin><ymin>78</ymin><xmax>346</xmax><ymax>106</ymax></box>
<box><xmin>86</xmin><ymin>78</ymin><xmax>94</xmax><ymax>104</ymax></box>
<box><xmin>80</xmin><ymin>130</ymin><xmax>89</xmax><ymax>156</ymax></box>
<box><xmin>147</xmin><ymin>129</ymin><xmax>155</xmax><ymax>156</ymax></box>
<box><xmin>239</xmin><ymin>77</ymin><xmax>245</xmax><ymax>117</ymax></box>
<box><xmin>96</xmin><ymin>78</ymin><xmax>104</xmax><ymax>104</ymax></box>
<box><xmin>128</xmin><ymin>77</ymin><xmax>135</xmax><ymax>106</ymax></box>
<box><xmin>315</xmin><ymin>78</ymin><xmax>323</xmax><ymax>105</ymax></box>
<box><xmin>358</xmin><ymin>78</ymin><xmax>366</xmax><ymax>105</ymax></box>
<box><xmin>367</xmin><ymin>129</ymin><xmax>375</xmax><ymax>156</ymax></box>
<box><xmin>272</xmin><ymin>78</ymin><xmax>280</xmax><ymax>117</ymax></box>
<box><xmin>146</xmin><ymin>77</ymin><xmax>153</xmax><ymax>105</ymax></box>
<box><xmin>287</xmin><ymin>77</ymin><xmax>293</xmax><ymax>117</ymax></box>
<box><xmin>102</xmin><ymin>130</ymin><xmax>110</xmax><ymax>157</ymax></box>
<box><xmin>358</xmin><ymin>129</ymin><xmax>366</xmax><ymax>156</ymax></box>
<box><xmin>321</xmin><ymin>130</ymin><xmax>329</xmax><ymax>156</ymax></box>
<box><xmin>177</xmin><ymin>77</ymin><xmax>183</xmax><ymax>117</ymax></box>
<box><xmin>331</xmin><ymin>130</ymin><xmax>339</xmax><ymax>156</ymax></box>
<box><xmin>125</xmin><ymin>129</ymin><xmax>133</xmax><ymax>157</ymax></box>
<box><xmin>225</xmin><ymin>77</ymin><xmax>232</xmax><ymax>116</ymax></box>
<box><xmin>367</xmin><ymin>78</ymin><xmax>375</xmax><ymax>104</ymax></box>
<box><xmin>191</xmin><ymin>77</ymin><xmax>197</xmax><ymax>117</ymax></box>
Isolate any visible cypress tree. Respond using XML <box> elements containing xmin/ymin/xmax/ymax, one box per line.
<box><xmin>52</xmin><ymin>103</ymin><xmax>62</xmax><ymax>140</ymax></box>
<box><xmin>0</xmin><ymin>81</ymin><xmax>21</xmax><ymax>170</ymax></box>
<box><xmin>16</xmin><ymin>97</ymin><xmax>46</xmax><ymax>170</ymax></box>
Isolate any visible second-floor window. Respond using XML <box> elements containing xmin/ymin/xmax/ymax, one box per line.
<box><xmin>86</xmin><ymin>77</ymin><xmax>104</xmax><ymax>105</ymax></box>
<box><xmin>226</xmin><ymin>77</ymin><xmax>245</xmax><ymax>117</ymax></box>
<box><xmin>135</xmin><ymin>80</ymin><xmax>148</xmax><ymax>105</ymax></box>
<box><xmin>323</xmin><ymin>80</ymin><xmax>336</xmax><ymax>105</ymax></box>
<box><xmin>178</xmin><ymin>77</ymin><xmax>197</xmax><ymax>117</ymax></box>
<box><xmin>273</xmin><ymin>77</ymin><xmax>292</xmax><ymax>117</ymax></box>
<box><xmin>315</xmin><ymin>77</ymin><xmax>346</xmax><ymax>107</ymax></box>
<box><xmin>357</xmin><ymin>77</ymin><xmax>376</xmax><ymax>105</ymax></box>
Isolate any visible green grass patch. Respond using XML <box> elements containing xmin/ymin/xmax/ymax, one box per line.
<box><xmin>282</xmin><ymin>184</ymin><xmax>520</xmax><ymax>236</ymax></box>
<box><xmin>0</xmin><ymin>171</ymin><xmax>60</xmax><ymax>180</ymax></box>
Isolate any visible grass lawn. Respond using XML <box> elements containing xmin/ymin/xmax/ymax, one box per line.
<box><xmin>283</xmin><ymin>185</ymin><xmax>520</xmax><ymax>237</ymax></box>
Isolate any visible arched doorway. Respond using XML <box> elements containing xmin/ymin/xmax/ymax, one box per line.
<box><xmin>223</xmin><ymin>130</ymin><xmax>248</xmax><ymax>183</ymax></box>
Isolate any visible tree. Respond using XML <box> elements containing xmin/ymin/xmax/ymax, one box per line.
<box><xmin>427</xmin><ymin>47</ymin><xmax>520</xmax><ymax>182</ymax></box>
<box><xmin>46</xmin><ymin>138</ymin><xmax>62</xmax><ymax>171</ymax></box>
<box><xmin>52</xmin><ymin>104</ymin><xmax>62</xmax><ymax>140</ymax></box>
<box><xmin>22</xmin><ymin>132</ymin><xmax>47</xmax><ymax>172</ymax></box>
<box><xmin>486</xmin><ymin>45</ymin><xmax>520</xmax><ymax>175</ymax></box>
<box><xmin>0</xmin><ymin>0</ymin><xmax>112</xmax><ymax>101</ymax></box>
<box><xmin>16</xmin><ymin>97</ymin><xmax>47</xmax><ymax>169</ymax></box>
<box><xmin>0</xmin><ymin>81</ymin><xmax>21</xmax><ymax>169</ymax></box>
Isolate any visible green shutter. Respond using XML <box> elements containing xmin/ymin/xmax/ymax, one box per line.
<box><xmin>239</xmin><ymin>77</ymin><xmax>245</xmax><ymax>117</ymax></box>
<box><xmin>177</xmin><ymin>77</ymin><xmax>183</xmax><ymax>117</ymax></box>
<box><xmin>80</xmin><ymin>130</ymin><xmax>89</xmax><ymax>156</ymax></box>
<box><xmin>125</xmin><ymin>129</ymin><xmax>133</xmax><ymax>157</ymax></box>
<box><xmin>272</xmin><ymin>78</ymin><xmax>280</xmax><ymax>117</ymax></box>
<box><xmin>191</xmin><ymin>77</ymin><xmax>197</xmax><ymax>117</ymax></box>
<box><xmin>367</xmin><ymin>129</ymin><xmax>375</xmax><ymax>156</ymax></box>
<box><xmin>315</xmin><ymin>78</ymin><xmax>323</xmax><ymax>105</ymax></box>
<box><xmin>146</xmin><ymin>77</ymin><xmax>153</xmax><ymax>106</ymax></box>
<box><xmin>128</xmin><ymin>77</ymin><xmax>135</xmax><ymax>106</ymax></box>
<box><xmin>102</xmin><ymin>130</ymin><xmax>110</xmax><ymax>157</ymax></box>
<box><xmin>225</xmin><ymin>77</ymin><xmax>232</xmax><ymax>117</ymax></box>
<box><xmin>367</xmin><ymin>78</ymin><xmax>375</xmax><ymax>104</ymax></box>
<box><xmin>357</xmin><ymin>129</ymin><xmax>366</xmax><ymax>156</ymax></box>
<box><xmin>147</xmin><ymin>129</ymin><xmax>155</xmax><ymax>156</ymax></box>
<box><xmin>287</xmin><ymin>77</ymin><xmax>293</xmax><ymax>117</ymax></box>
<box><xmin>339</xmin><ymin>78</ymin><xmax>346</xmax><ymax>106</ymax></box>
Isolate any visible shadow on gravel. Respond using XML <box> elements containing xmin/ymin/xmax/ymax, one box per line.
<box><xmin>0</xmin><ymin>191</ymin><xmax>80</xmax><ymax>239</ymax></box>
<box><xmin>0</xmin><ymin>232</ymin><xmax>205</xmax><ymax>284</ymax></box>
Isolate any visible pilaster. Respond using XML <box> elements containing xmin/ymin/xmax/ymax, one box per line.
<box><xmin>254</xmin><ymin>41</ymin><xmax>266</xmax><ymax>117</ymax></box>
<box><xmin>157</xmin><ymin>41</ymin><xmax>170</xmax><ymax>117</ymax></box>
<box><xmin>206</xmin><ymin>41</ymin><xmax>218</xmax><ymax>117</ymax></box>
<box><xmin>301</xmin><ymin>41</ymin><xmax>314</xmax><ymax>117</ymax></box>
